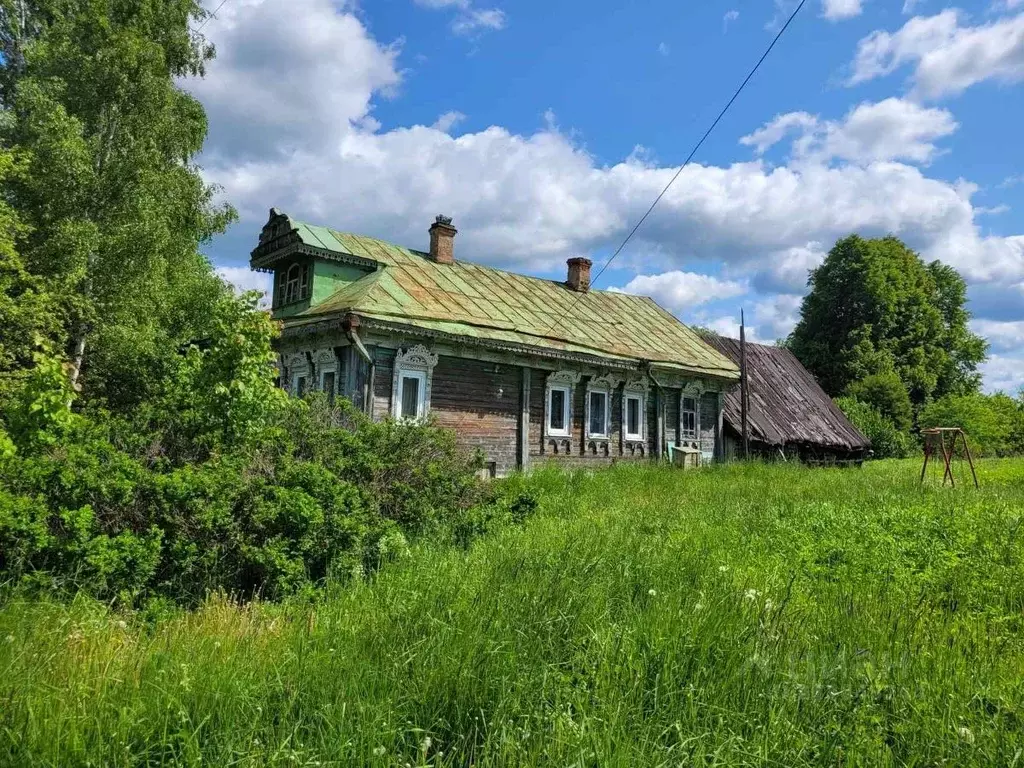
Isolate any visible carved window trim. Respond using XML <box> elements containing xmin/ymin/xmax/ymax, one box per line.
<box><xmin>623</xmin><ymin>377</ymin><xmax>649</xmax><ymax>442</ymax></box>
<box><xmin>284</xmin><ymin>352</ymin><xmax>310</xmax><ymax>397</ymax></box>
<box><xmin>391</xmin><ymin>345</ymin><xmax>439</xmax><ymax>422</ymax></box>
<box><xmin>315</xmin><ymin>349</ymin><xmax>338</xmax><ymax>400</ymax></box>
<box><xmin>680</xmin><ymin>381</ymin><xmax>704</xmax><ymax>442</ymax></box>
<box><xmin>585</xmin><ymin>374</ymin><xmax>619</xmax><ymax>441</ymax></box>
<box><xmin>545</xmin><ymin>371</ymin><xmax>580</xmax><ymax>438</ymax></box>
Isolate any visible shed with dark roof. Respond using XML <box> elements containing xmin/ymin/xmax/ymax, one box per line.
<box><xmin>701</xmin><ymin>334</ymin><xmax>871</xmax><ymax>463</ymax></box>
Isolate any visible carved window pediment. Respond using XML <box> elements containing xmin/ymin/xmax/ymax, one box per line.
<box><xmin>392</xmin><ymin>345</ymin><xmax>438</xmax><ymax>421</ymax></box>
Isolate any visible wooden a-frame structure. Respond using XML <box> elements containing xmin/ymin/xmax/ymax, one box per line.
<box><xmin>919</xmin><ymin>427</ymin><xmax>979</xmax><ymax>488</ymax></box>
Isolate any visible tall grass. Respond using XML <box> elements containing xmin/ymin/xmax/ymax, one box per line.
<box><xmin>2</xmin><ymin>459</ymin><xmax>1023</xmax><ymax>766</ymax></box>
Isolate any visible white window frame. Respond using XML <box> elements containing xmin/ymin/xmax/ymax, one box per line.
<box><xmin>545</xmin><ymin>371</ymin><xmax>581</xmax><ymax>438</ymax></box>
<box><xmin>623</xmin><ymin>377</ymin><xmax>649</xmax><ymax>442</ymax></box>
<box><xmin>391</xmin><ymin>345</ymin><xmax>439</xmax><ymax>422</ymax></box>
<box><xmin>547</xmin><ymin>384</ymin><xmax>572</xmax><ymax>437</ymax></box>
<box><xmin>680</xmin><ymin>382</ymin><xmax>704</xmax><ymax>442</ymax></box>
<box><xmin>585</xmin><ymin>375</ymin><xmax>618</xmax><ymax>441</ymax></box>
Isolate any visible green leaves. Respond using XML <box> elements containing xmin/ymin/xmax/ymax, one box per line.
<box><xmin>789</xmin><ymin>235</ymin><xmax>987</xmax><ymax>408</ymax></box>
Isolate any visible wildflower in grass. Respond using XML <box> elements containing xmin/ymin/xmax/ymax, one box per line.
<box><xmin>958</xmin><ymin>726</ymin><xmax>975</xmax><ymax>745</ymax></box>
<box><xmin>648</xmin><ymin>589</ymin><xmax>657</xmax><ymax>596</ymax></box>
<box><xmin>744</xmin><ymin>589</ymin><xmax>759</xmax><ymax>601</ymax></box>
<box><xmin>116</xmin><ymin>620</ymin><xmax>127</xmax><ymax>630</ymax></box>
<box><xmin>694</xmin><ymin>603</ymin><xmax>704</xmax><ymax>612</ymax></box>
<box><xmin>372</xmin><ymin>746</ymin><xmax>386</xmax><ymax>756</ymax></box>
<box><xmin>718</xmin><ymin>565</ymin><xmax>728</xmax><ymax>572</ymax></box>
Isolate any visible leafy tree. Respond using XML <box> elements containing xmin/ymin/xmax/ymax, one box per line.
<box><xmin>0</xmin><ymin>0</ymin><xmax>234</xmax><ymax>410</ymax></box>
<box><xmin>844</xmin><ymin>371</ymin><xmax>913</xmax><ymax>432</ymax></box>
<box><xmin>789</xmin><ymin>236</ymin><xmax>987</xmax><ymax>407</ymax></box>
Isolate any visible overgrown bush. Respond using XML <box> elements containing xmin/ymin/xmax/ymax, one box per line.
<box><xmin>0</xmin><ymin>293</ymin><xmax>497</xmax><ymax>606</ymax></box>
<box><xmin>844</xmin><ymin>371</ymin><xmax>913</xmax><ymax>432</ymax></box>
<box><xmin>835</xmin><ymin>396</ymin><xmax>914</xmax><ymax>459</ymax></box>
<box><xmin>919</xmin><ymin>393</ymin><xmax>1024</xmax><ymax>457</ymax></box>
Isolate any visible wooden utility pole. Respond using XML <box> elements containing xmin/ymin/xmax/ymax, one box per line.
<box><xmin>740</xmin><ymin>309</ymin><xmax>749</xmax><ymax>460</ymax></box>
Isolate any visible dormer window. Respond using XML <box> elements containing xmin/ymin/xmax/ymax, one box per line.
<box><xmin>276</xmin><ymin>262</ymin><xmax>311</xmax><ymax>307</ymax></box>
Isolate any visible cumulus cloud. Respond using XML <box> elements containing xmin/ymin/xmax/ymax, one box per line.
<box><xmin>190</xmin><ymin>0</ymin><xmax>1024</xmax><ymax>356</ymax></box>
<box><xmin>216</xmin><ymin>266</ymin><xmax>272</xmax><ymax>307</ymax></box>
<box><xmin>822</xmin><ymin>0</ymin><xmax>863</xmax><ymax>21</ymax></box>
<box><xmin>742</xmin><ymin>98</ymin><xmax>959</xmax><ymax>165</ymax></box>
<box><xmin>850</xmin><ymin>9</ymin><xmax>1024</xmax><ymax>98</ymax></box>
<box><xmin>610</xmin><ymin>272</ymin><xmax>748</xmax><ymax>314</ymax></box>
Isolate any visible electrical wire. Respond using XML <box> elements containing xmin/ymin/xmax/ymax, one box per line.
<box><xmin>544</xmin><ymin>0</ymin><xmax>809</xmax><ymax>337</ymax></box>
<box><xmin>195</xmin><ymin>0</ymin><xmax>232</xmax><ymax>33</ymax></box>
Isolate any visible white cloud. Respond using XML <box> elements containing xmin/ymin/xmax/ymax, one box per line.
<box><xmin>823</xmin><ymin>0</ymin><xmax>863</xmax><ymax>21</ymax></box>
<box><xmin>610</xmin><ymin>272</ymin><xmax>748</xmax><ymax>314</ymax></box>
<box><xmin>217</xmin><ymin>266</ymin><xmax>272</xmax><ymax>307</ymax></box>
<box><xmin>1000</xmin><ymin>174</ymin><xmax>1024</xmax><ymax>188</ymax></box>
<box><xmin>432</xmin><ymin>111</ymin><xmax>466</xmax><ymax>133</ymax></box>
<box><xmin>723</xmin><ymin>10</ymin><xmax>740</xmax><ymax>32</ymax></box>
<box><xmin>850</xmin><ymin>10</ymin><xmax>1024</xmax><ymax>98</ymax></box>
<box><xmin>902</xmin><ymin>0</ymin><xmax>923</xmax><ymax>13</ymax></box>
<box><xmin>742</xmin><ymin>98</ymin><xmax>959</xmax><ymax>165</ymax></box>
<box><xmin>754</xmin><ymin>293</ymin><xmax>803</xmax><ymax>340</ymax></box>
<box><xmin>193</xmin><ymin>0</ymin><xmax>1024</xmax><ymax>396</ymax></box>
<box><xmin>451</xmin><ymin>8</ymin><xmax>506</xmax><ymax>36</ymax></box>
<box><xmin>657</xmin><ymin>42</ymin><xmax>670</xmax><ymax>56</ymax></box>
<box><xmin>971</xmin><ymin>319</ymin><xmax>1024</xmax><ymax>352</ymax></box>
<box><xmin>413</xmin><ymin>0</ymin><xmax>506</xmax><ymax>36</ymax></box>
<box><xmin>978</xmin><ymin>354</ymin><xmax>1024</xmax><ymax>394</ymax></box>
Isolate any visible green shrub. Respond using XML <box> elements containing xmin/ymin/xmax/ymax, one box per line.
<box><xmin>835</xmin><ymin>396</ymin><xmax>914</xmax><ymax>459</ymax></box>
<box><xmin>919</xmin><ymin>393</ymin><xmax>1024</xmax><ymax>457</ymax></box>
<box><xmin>844</xmin><ymin>371</ymin><xmax>913</xmax><ymax>431</ymax></box>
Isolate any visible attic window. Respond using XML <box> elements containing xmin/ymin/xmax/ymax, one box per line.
<box><xmin>278</xmin><ymin>262</ymin><xmax>310</xmax><ymax>306</ymax></box>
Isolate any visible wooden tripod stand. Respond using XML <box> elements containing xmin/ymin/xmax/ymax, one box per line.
<box><xmin>919</xmin><ymin>427</ymin><xmax>979</xmax><ymax>488</ymax></box>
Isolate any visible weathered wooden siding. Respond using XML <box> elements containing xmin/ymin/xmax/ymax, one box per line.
<box><xmin>430</xmin><ymin>357</ymin><xmax>520</xmax><ymax>476</ymax></box>
<box><xmin>371</xmin><ymin>347</ymin><xmax>395</xmax><ymax>418</ymax></box>
<box><xmin>700</xmin><ymin>391</ymin><xmax>718</xmax><ymax>458</ymax></box>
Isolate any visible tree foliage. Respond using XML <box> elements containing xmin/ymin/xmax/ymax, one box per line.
<box><xmin>789</xmin><ymin>236</ymin><xmax>987</xmax><ymax>408</ymax></box>
<box><xmin>0</xmin><ymin>0</ymin><xmax>234</xmax><ymax>410</ymax></box>
<box><xmin>844</xmin><ymin>371</ymin><xmax>914</xmax><ymax>432</ymax></box>
<box><xmin>919</xmin><ymin>393</ymin><xmax>1024</xmax><ymax>458</ymax></box>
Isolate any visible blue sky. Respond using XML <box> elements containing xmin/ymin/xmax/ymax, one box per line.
<box><xmin>192</xmin><ymin>0</ymin><xmax>1024</xmax><ymax>393</ymax></box>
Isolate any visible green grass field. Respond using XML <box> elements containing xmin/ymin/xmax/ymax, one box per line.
<box><xmin>2</xmin><ymin>459</ymin><xmax>1023</xmax><ymax>766</ymax></box>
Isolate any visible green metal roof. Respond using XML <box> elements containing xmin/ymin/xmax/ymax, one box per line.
<box><xmin>271</xmin><ymin>214</ymin><xmax>739</xmax><ymax>380</ymax></box>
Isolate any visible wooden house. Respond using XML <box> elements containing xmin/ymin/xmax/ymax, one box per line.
<box><xmin>701</xmin><ymin>334</ymin><xmax>871</xmax><ymax>464</ymax></box>
<box><xmin>249</xmin><ymin>210</ymin><xmax>740</xmax><ymax>476</ymax></box>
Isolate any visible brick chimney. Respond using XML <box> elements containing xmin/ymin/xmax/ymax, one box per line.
<box><xmin>566</xmin><ymin>257</ymin><xmax>593</xmax><ymax>292</ymax></box>
<box><xmin>428</xmin><ymin>215</ymin><xmax>457</xmax><ymax>264</ymax></box>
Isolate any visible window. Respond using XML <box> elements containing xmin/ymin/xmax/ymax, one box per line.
<box><xmin>547</xmin><ymin>385</ymin><xmax>571</xmax><ymax>436</ymax></box>
<box><xmin>391</xmin><ymin>345</ymin><xmax>439</xmax><ymax>421</ymax></box>
<box><xmin>625</xmin><ymin>394</ymin><xmax>643</xmax><ymax>440</ymax></box>
<box><xmin>398</xmin><ymin>370</ymin><xmax>426</xmax><ymax>420</ymax></box>
<box><xmin>294</xmin><ymin>374</ymin><xmax>308</xmax><ymax>397</ymax></box>
<box><xmin>588</xmin><ymin>390</ymin><xmax>609</xmax><ymax>438</ymax></box>
<box><xmin>278</xmin><ymin>262</ymin><xmax>311</xmax><ymax>307</ymax></box>
<box><xmin>321</xmin><ymin>370</ymin><xmax>336</xmax><ymax>402</ymax></box>
<box><xmin>682</xmin><ymin>396</ymin><xmax>698</xmax><ymax>440</ymax></box>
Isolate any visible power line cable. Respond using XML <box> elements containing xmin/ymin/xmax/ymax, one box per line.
<box><xmin>195</xmin><ymin>0</ymin><xmax>231</xmax><ymax>33</ymax></box>
<box><xmin>545</xmin><ymin>0</ymin><xmax>808</xmax><ymax>336</ymax></box>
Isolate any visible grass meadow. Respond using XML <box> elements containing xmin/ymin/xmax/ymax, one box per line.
<box><xmin>2</xmin><ymin>458</ymin><xmax>1023</xmax><ymax>766</ymax></box>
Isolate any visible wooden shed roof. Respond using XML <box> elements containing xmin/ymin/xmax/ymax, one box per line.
<box><xmin>702</xmin><ymin>335</ymin><xmax>871</xmax><ymax>452</ymax></box>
